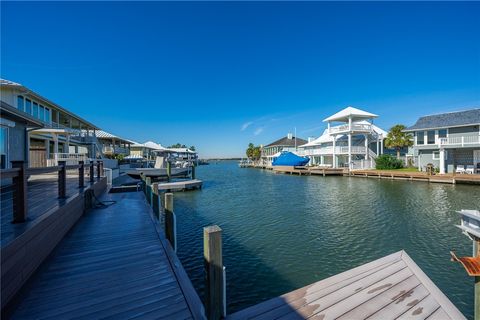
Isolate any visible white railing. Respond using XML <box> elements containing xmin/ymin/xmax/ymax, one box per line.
<box><xmin>300</xmin><ymin>146</ymin><xmax>371</xmax><ymax>156</ymax></box>
<box><xmin>47</xmin><ymin>153</ymin><xmax>88</xmax><ymax>166</ymax></box>
<box><xmin>351</xmin><ymin>159</ymin><xmax>376</xmax><ymax>170</ymax></box>
<box><xmin>329</xmin><ymin>123</ymin><xmax>372</xmax><ymax>134</ymax></box>
<box><xmin>438</xmin><ymin>135</ymin><xmax>480</xmax><ymax>147</ymax></box>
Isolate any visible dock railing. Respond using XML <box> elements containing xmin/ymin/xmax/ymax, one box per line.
<box><xmin>1</xmin><ymin>160</ymin><xmax>104</xmax><ymax>223</ymax></box>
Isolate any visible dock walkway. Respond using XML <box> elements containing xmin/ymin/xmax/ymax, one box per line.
<box><xmin>9</xmin><ymin>191</ymin><xmax>203</xmax><ymax>319</ymax></box>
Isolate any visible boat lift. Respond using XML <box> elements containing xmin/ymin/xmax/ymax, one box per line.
<box><xmin>451</xmin><ymin>209</ymin><xmax>480</xmax><ymax>320</ymax></box>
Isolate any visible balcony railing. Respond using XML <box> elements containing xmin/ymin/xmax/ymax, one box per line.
<box><xmin>438</xmin><ymin>135</ymin><xmax>480</xmax><ymax>147</ymax></box>
<box><xmin>102</xmin><ymin>146</ymin><xmax>129</xmax><ymax>155</ymax></box>
<box><xmin>300</xmin><ymin>146</ymin><xmax>369</xmax><ymax>156</ymax></box>
<box><xmin>329</xmin><ymin>123</ymin><xmax>373</xmax><ymax>134</ymax></box>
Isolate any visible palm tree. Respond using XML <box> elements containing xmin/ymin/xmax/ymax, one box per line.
<box><xmin>384</xmin><ymin>124</ymin><xmax>413</xmax><ymax>159</ymax></box>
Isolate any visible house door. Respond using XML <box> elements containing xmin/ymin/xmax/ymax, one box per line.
<box><xmin>29</xmin><ymin>148</ymin><xmax>46</xmax><ymax>167</ymax></box>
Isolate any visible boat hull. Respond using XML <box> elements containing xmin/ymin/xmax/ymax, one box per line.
<box><xmin>125</xmin><ymin>168</ymin><xmax>189</xmax><ymax>179</ymax></box>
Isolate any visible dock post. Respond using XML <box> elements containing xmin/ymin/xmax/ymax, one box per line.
<box><xmin>167</xmin><ymin>162</ymin><xmax>171</xmax><ymax>181</ymax></box>
<box><xmin>204</xmin><ymin>225</ymin><xmax>225</xmax><ymax>320</ymax></box>
<box><xmin>164</xmin><ymin>193</ymin><xmax>176</xmax><ymax>251</ymax></box>
<box><xmin>97</xmin><ymin>161</ymin><xmax>101</xmax><ymax>179</ymax></box>
<box><xmin>192</xmin><ymin>164</ymin><xmax>196</xmax><ymax>180</ymax></box>
<box><xmin>79</xmin><ymin>160</ymin><xmax>84</xmax><ymax>188</ymax></box>
<box><xmin>152</xmin><ymin>184</ymin><xmax>160</xmax><ymax>217</ymax></box>
<box><xmin>58</xmin><ymin>161</ymin><xmax>66</xmax><ymax>198</ymax></box>
<box><xmin>11</xmin><ymin>161</ymin><xmax>27</xmax><ymax>223</ymax></box>
<box><xmin>90</xmin><ymin>161</ymin><xmax>94</xmax><ymax>183</ymax></box>
<box><xmin>145</xmin><ymin>177</ymin><xmax>152</xmax><ymax>204</ymax></box>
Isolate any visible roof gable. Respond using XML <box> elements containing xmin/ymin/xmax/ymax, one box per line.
<box><xmin>406</xmin><ymin>108</ymin><xmax>480</xmax><ymax>131</ymax></box>
<box><xmin>323</xmin><ymin>106</ymin><xmax>378</xmax><ymax>122</ymax></box>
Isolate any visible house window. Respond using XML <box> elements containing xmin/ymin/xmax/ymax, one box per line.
<box><xmin>25</xmin><ymin>99</ymin><xmax>32</xmax><ymax>114</ymax></box>
<box><xmin>17</xmin><ymin>96</ymin><xmax>24</xmax><ymax>111</ymax></box>
<box><xmin>438</xmin><ymin>129</ymin><xmax>447</xmax><ymax>138</ymax></box>
<box><xmin>0</xmin><ymin>127</ymin><xmax>7</xmax><ymax>169</ymax></box>
<box><xmin>432</xmin><ymin>151</ymin><xmax>447</xmax><ymax>160</ymax></box>
<box><xmin>39</xmin><ymin>105</ymin><xmax>45</xmax><ymax>121</ymax></box>
<box><xmin>417</xmin><ymin>131</ymin><xmax>424</xmax><ymax>145</ymax></box>
<box><xmin>45</xmin><ymin>108</ymin><xmax>51</xmax><ymax>123</ymax></box>
<box><xmin>33</xmin><ymin>102</ymin><xmax>39</xmax><ymax>118</ymax></box>
<box><xmin>427</xmin><ymin>130</ymin><xmax>435</xmax><ymax>144</ymax></box>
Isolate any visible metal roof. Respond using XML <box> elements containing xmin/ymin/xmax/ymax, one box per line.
<box><xmin>91</xmin><ymin>130</ymin><xmax>132</xmax><ymax>144</ymax></box>
<box><xmin>265</xmin><ymin>136</ymin><xmax>308</xmax><ymax>148</ymax></box>
<box><xmin>405</xmin><ymin>108</ymin><xmax>480</xmax><ymax>131</ymax></box>
<box><xmin>323</xmin><ymin>106</ymin><xmax>378</xmax><ymax>122</ymax></box>
<box><xmin>1</xmin><ymin>78</ymin><xmax>100</xmax><ymax>130</ymax></box>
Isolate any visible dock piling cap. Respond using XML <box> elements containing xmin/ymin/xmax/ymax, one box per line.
<box><xmin>450</xmin><ymin>250</ymin><xmax>480</xmax><ymax>276</ymax></box>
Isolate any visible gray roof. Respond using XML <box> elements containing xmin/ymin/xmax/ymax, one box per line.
<box><xmin>406</xmin><ymin>108</ymin><xmax>480</xmax><ymax>131</ymax></box>
<box><xmin>265</xmin><ymin>136</ymin><xmax>308</xmax><ymax>148</ymax></box>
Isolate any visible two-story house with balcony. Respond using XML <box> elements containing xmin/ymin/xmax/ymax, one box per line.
<box><xmin>405</xmin><ymin>108</ymin><xmax>480</xmax><ymax>174</ymax></box>
<box><xmin>299</xmin><ymin>107</ymin><xmax>386</xmax><ymax>169</ymax></box>
<box><xmin>1</xmin><ymin>79</ymin><xmax>101</xmax><ymax>167</ymax></box>
<box><xmin>261</xmin><ymin>134</ymin><xmax>308</xmax><ymax>166</ymax></box>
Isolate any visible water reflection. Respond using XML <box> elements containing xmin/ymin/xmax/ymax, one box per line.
<box><xmin>174</xmin><ymin>162</ymin><xmax>479</xmax><ymax>318</ymax></box>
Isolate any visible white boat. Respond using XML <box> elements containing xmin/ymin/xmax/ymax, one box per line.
<box><xmin>125</xmin><ymin>167</ymin><xmax>189</xmax><ymax>179</ymax></box>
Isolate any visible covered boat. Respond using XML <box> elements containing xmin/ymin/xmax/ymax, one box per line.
<box><xmin>272</xmin><ymin>151</ymin><xmax>310</xmax><ymax>166</ymax></box>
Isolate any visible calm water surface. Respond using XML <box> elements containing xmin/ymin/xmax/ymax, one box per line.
<box><xmin>173</xmin><ymin>161</ymin><xmax>479</xmax><ymax>318</ymax></box>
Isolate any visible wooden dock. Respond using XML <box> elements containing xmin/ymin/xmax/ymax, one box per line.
<box><xmin>227</xmin><ymin>251</ymin><xmax>465</xmax><ymax>320</ymax></box>
<box><xmin>350</xmin><ymin>170</ymin><xmax>480</xmax><ymax>185</ymax></box>
<box><xmin>154</xmin><ymin>179</ymin><xmax>203</xmax><ymax>192</ymax></box>
<box><xmin>6</xmin><ymin>191</ymin><xmax>204</xmax><ymax>319</ymax></box>
<box><xmin>273</xmin><ymin>166</ymin><xmax>345</xmax><ymax>176</ymax></box>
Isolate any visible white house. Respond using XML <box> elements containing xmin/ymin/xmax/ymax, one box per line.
<box><xmin>299</xmin><ymin>107</ymin><xmax>387</xmax><ymax>169</ymax></box>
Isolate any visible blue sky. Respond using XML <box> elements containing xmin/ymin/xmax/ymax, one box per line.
<box><xmin>2</xmin><ymin>2</ymin><xmax>479</xmax><ymax>158</ymax></box>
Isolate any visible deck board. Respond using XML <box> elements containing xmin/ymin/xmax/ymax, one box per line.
<box><xmin>9</xmin><ymin>191</ymin><xmax>199</xmax><ymax>320</ymax></box>
<box><xmin>227</xmin><ymin>251</ymin><xmax>465</xmax><ymax>320</ymax></box>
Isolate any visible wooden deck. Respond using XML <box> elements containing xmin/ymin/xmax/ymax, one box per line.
<box><xmin>7</xmin><ymin>191</ymin><xmax>204</xmax><ymax>319</ymax></box>
<box><xmin>228</xmin><ymin>251</ymin><xmax>465</xmax><ymax>320</ymax></box>
<box><xmin>154</xmin><ymin>179</ymin><xmax>203</xmax><ymax>192</ymax></box>
<box><xmin>350</xmin><ymin>170</ymin><xmax>480</xmax><ymax>185</ymax></box>
<box><xmin>1</xmin><ymin>173</ymin><xmax>100</xmax><ymax>247</ymax></box>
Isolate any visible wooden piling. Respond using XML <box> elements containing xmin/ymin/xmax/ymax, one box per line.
<box><xmin>11</xmin><ymin>161</ymin><xmax>27</xmax><ymax>223</ymax></box>
<box><xmin>152</xmin><ymin>184</ymin><xmax>160</xmax><ymax>217</ymax></box>
<box><xmin>90</xmin><ymin>161</ymin><xmax>94</xmax><ymax>183</ymax></box>
<box><xmin>204</xmin><ymin>225</ymin><xmax>225</xmax><ymax>320</ymax></box>
<box><xmin>167</xmin><ymin>162</ymin><xmax>171</xmax><ymax>181</ymax></box>
<box><xmin>79</xmin><ymin>160</ymin><xmax>84</xmax><ymax>188</ymax></box>
<box><xmin>145</xmin><ymin>177</ymin><xmax>152</xmax><ymax>204</ymax></box>
<box><xmin>192</xmin><ymin>165</ymin><xmax>196</xmax><ymax>180</ymax></box>
<box><xmin>96</xmin><ymin>161</ymin><xmax>101</xmax><ymax>179</ymax></box>
<box><xmin>58</xmin><ymin>161</ymin><xmax>66</xmax><ymax>198</ymax></box>
<box><xmin>164</xmin><ymin>193</ymin><xmax>176</xmax><ymax>251</ymax></box>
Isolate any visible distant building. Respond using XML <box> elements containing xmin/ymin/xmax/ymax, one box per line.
<box><xmin>405</xmin><ymin>108</ymin><xmax>480</xmax><ymax>174</ymax></box>
<box><xmin>261</xmin><ymin>133</ymin><xmax>307</xmax><ymax>165</ymax></box>
<box><xmin>298</xmin><ymin>107</ymin><xmax>386</xmax><ymax>169</ymax></box>
<box><xmin>1</xmin><ymin>79</ymin><xmax>100</xmax><ymax>168</ymax></box>
<box><xmin>94</xmin><ymin>130</ymin><xmax>132</xmax><ymax>157</ymax></box>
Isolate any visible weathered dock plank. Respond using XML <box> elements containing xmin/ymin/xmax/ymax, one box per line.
<box><xmin>227</xmin><ymin>251</ymin><xmax>464</xmax><ymax>320</ymax></box>
<box><xmin>8</xmin><ymin>191</ymin><xmax>203</xmax><ymax>320</ymax></box>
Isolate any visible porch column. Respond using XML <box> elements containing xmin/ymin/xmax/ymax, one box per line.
<box><xmin>321</xmin><ymin>155</ymin><xmax>324</xmax><ymax>165</ymax></box>
<box><xmin>348</xmin><ymin>133</ymin><xmax>352</xmax><ymax>169</ymax></box>
<box><xmin>65</xmin><ymin>135</ymin><xmax>70</xmax><ymax>153</ymax></box>
<box><xmin>365</xmin><ymin>134</ymin><xmax>369</xmax><ymax>160</ymax></box>
<box><xmin>376</xmin><ymin>138</ymin><xmax>380</xmax><ymax>156</ymax></box>
<box><xmin>53</xmin><ymin>134</ymin><xmax>59</xmax><ymax>154</ymax></box>
<box><xmin>332</xmin><ymin>136</ymin><xmax>336</xmax><ymax>168</ymax></box>
<box><xmin>439</xmin><ymin>148</ymin><xmax>446</xmax><ymax>174</ymax></box>
<box><xmin>380</xmin><ymin>138</ymin><xmax>384</xmax><ymax>154</ymax></box>
<box><xmin>44</xmin><ymin>139</ymin><xmax>50</xmax><ymax>159</ymax></box>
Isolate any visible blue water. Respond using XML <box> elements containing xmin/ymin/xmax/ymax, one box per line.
<box><xmin>172</xmin><ymin>161</ymin><xmax>479</xmax><ymax>318</ymax></box>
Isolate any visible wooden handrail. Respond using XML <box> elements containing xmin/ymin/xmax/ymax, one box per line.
<box><xmin>0</xmin><ymin>168</ymin><xmax>21</xmax><ymax>179</ymax></box>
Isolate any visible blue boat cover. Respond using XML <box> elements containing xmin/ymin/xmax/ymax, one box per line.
<box><xmin>272</xmin><ymin>152</ymin><xmax>310</xmax><ymax>166</ymax></box>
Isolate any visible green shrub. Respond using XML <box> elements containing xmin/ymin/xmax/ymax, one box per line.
<box><xmin>375</xmin><ymin>154</ymin><xmax>404</xmax><ymax>170</ymax></box>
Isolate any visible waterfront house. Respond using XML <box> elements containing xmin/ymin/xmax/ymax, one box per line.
<box><xmin>299</xmin><ymin>107</ymin><xmax>387</xmax><ymax>169</ymax></box>
<box><xmin>1</xmin><ymin>79</ymin><xmax>101</xmax><ymax>168</ymax></box>
<box><xmin>261</xmin><ymin>133</ymin><xmax>308</xmax><ymax>166</ymax></box>
<box><xmin>130</xmin><ymin>141</ymin><xmax>165</xmax><ymax>161</ymax></box>
<box><xmin>405</xmin><ymin>108</ymin><xmax>480</xmax><ymax>174</ymax></box>
<box><xmin>94</xmin><ymin>130</ymin><xmax>132</xmax><ymax>158</ymax></box>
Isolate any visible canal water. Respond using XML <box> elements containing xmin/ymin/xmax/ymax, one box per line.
<box><xmin>173</xmin><ymin>161</ymin><xmax>479</xmax><ymax>318</ymax></box>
